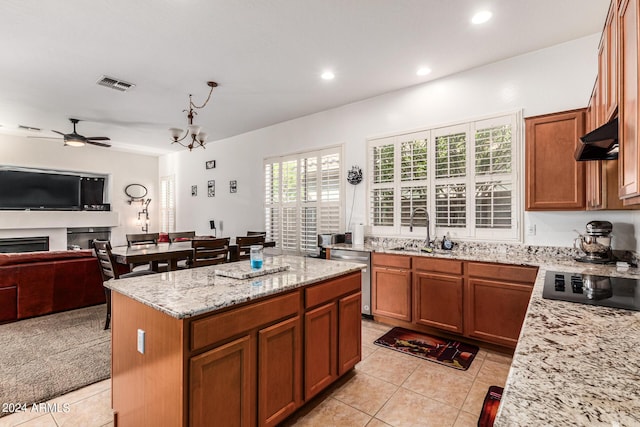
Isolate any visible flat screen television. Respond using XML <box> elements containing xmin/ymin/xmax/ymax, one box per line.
<box><xmin>0</xmin><ymin>170</ymin><xmax>81</xmax><ymax>210</ymax></box>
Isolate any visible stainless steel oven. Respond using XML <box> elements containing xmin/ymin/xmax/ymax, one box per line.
<box><xmin>329</xmin><ymin>249</ymin><xmax>371</xmax><ymax>316</ymax></box>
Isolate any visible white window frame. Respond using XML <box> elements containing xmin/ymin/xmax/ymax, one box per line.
<box><xmin>366</xmin><ymin>111</ymin><xmax>522</xmax><ymax>242</ymax></box>
<box><xmin>264</xmin><ymin>145</ymin><xmax>344</xmax><ymax>253</ymax></box>
<box><xmin>159</xmin><ymin>174</ymin><xmax>176</xmax><ymax>233</ymax></box>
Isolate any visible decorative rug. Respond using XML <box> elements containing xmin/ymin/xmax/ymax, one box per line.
<box><xmin>373</xmin><ymin>327</ymin><xmax>479</xmax><ymax>370</ymax></box>
<box><xmin>478</xmin><ymin>386</ymin><xmax>503</xmax><ymax>427</ymax></box>
<box><xmin>0</xmin><ymin>304</ymin><xmax>111</xmax><ymax>418</ymax></box>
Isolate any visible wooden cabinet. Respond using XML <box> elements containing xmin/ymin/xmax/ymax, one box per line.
<box><xmin>413</xmin><ymin>258</ymin><xmax>464</xmax><ymax>334</ymax></box>
<box><xmin>525</xmin><ymin>109</ymin><xmax>586</xmax><ymax>210</ymax></box>
<box><xmin>372</xmin><ymin>254</ymin><xmax>412</xmax><ymax>321</ymax></box>
<box><xmin>111</xmin><ymin>271</ymin><xmax>362</xmax><ymax>427</ymax></box>
<box><xmin>258</xmin><ymin>316</ymin><xmax>302</xmax><ymax>427</ymax></box>
<box><xmin>190</xmin><ymin>335</ymin><xmax>254</xmax><ymax>427</ymax></box>
<box><xmin>618</xmin><ymin>0</ymin><xmax>640</xmax><ymax>203</ymax></box>
<box><xmin>600</xmin><ymin>1</ymin><xmax>619</xmax><ymax>124</ymax></box>
<box><xmin>303</xmin><ymin>272</ymin><xmax>361</xmax><ymax>400</ymax></box>
<box><xmin>465</xmin><ymin>263</ymin><xmax>537</xmax><ymax>348</ymax></box>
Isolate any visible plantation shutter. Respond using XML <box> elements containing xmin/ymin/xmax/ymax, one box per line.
<box><xmin>160</xmin><ymin>175</ymin><xmax>175</xmax><ymax>233</ymax></box>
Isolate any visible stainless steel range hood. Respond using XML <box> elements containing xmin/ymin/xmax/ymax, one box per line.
<box><xmin>574</xmin><ymin>117</ymin><xmax>618</xmax><ymax>161</ymax></box>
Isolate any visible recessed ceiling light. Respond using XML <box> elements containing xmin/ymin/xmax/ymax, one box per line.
<box><xmin>471</xmin><ymin>10</ymin><xmax>492</xmax><ymax>25</ymax></box>
<box><xmin>321</xmin><ymin>71</ymin><xmax>335</xmax><ymax>80</ymax></box>
<box><xmin>416</xmin><ymin>67</ymin><xmax>432</xmax><ymax>76</ymax></box>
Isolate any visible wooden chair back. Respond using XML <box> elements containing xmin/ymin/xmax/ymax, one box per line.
<box><xmin>126</xmin><ymin>233</ymin><xmax>159</xmax><ymax>246</ymax></box>
<box><xmin>93</xmin><ymin>240</ymin><xmax>121</xmax><ymax>281</ymax></box>
<box><xmin>236</xmin><ymin>235</ymin><xmax>265</xmax><ymax>260</ymax></box>
<box><xmin>191</xmin><ymin>238</ymin><xmax>230</xmax><ymax>268</ymax></box>
<box><xmin>247</xmin><ymin>231</ymin><xmax>266</xmax><ymax>236</ymax></box>
<box><xmin>168</xmin><ymin>231</ymin><xmax>196</xmax><ymax>243</ymax></box>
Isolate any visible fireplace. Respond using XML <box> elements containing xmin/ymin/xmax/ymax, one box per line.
<box><xmin>0</xmin><ymin>237</ymin><xmax>50</xmax><ymax>253</ymax></box>
<box><xmin>67</xmin><ymin>227</ymin><xmax>111</xmax><ymax>250</ymax></box>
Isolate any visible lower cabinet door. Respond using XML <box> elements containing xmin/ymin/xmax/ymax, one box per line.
<box><xmin>372</xmin><ymin>267</ymin><xmax>412</xmax><ymax>321</ymax></box>
<box><xmin>304</xmin><ymin>302</ymin><xmax>337</xmax><ymax>400</ymax></box>
<box><xmin>466</xmin><ymin>278</ymin><xmax>533</xmax><ymax>347</ymax></box>
<box><xmin>338</xmin><ymin>292</ymin><xmax>362</xmax><ymax>375</ymax></box>
<box><xmin>258</xmin><ymin>316</ymin><xmax>302</xmax><ymax>427</ymax></box>
<box><xmin>190</xmin><ymin>335</ymin><xmax>254</xmax><ymax>427</ymax></box>
<box><xmin>413</xmin><ymin>272</ymin><xmax>463</xmax><ymax>333</ymax></box>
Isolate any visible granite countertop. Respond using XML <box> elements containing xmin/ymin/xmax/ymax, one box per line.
<box><xmin>105</xmin><ymin>255</ymin><xmax>364</xmax><ymax>319</ymax></box>
<box><xmin>330</xmin><ymin>240</ymin><xmax>640</xmax><ymax>426</ymax></box>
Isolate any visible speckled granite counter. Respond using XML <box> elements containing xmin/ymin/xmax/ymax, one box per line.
<box><xmin>330</xmin><ymin>240</ymin><xmax>640</xmax><ymax>426</ymax></box>
<box><xmin>105</xmin><ymin>255</ymin><xmax>364</xmax><ymax>319</ymax></box>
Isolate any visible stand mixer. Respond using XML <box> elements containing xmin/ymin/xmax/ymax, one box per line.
<box><xmin>574</xmin><ymin>220</ymin><xmax>614</xmax><ymax>263</ymax></box>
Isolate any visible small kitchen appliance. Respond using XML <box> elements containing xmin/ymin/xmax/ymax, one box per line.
<box><xmin>543</xmin><ymin>270</ymin><xmax>640</xmax><ymax>311</ymax></box>
<box><xmin>574</xmin><ymin>220</ymin><xmax>614</xmax><ymax>263</ymax></box>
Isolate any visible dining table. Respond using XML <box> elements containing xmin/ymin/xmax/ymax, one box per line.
<box><xmin>111</xmin><ymin>241</ymin><xmax>194</xmax><ymax>272</ymax></box>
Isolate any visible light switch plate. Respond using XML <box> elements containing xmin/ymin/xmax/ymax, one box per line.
<box><xmin>137</xmin><ymin>329</ymin><xmax>145</xmax><ymax>354</ymax></box>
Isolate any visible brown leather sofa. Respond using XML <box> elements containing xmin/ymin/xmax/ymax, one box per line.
<box><xmin>0</xmin><ymin>250</ymin><xmax>105</xmax><ymax>323</ymax></box>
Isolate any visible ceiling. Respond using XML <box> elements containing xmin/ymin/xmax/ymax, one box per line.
<box><xmin>0</xmin><ymin>0</ymin><xmax>609</xmax><ymax>155</ymax></box>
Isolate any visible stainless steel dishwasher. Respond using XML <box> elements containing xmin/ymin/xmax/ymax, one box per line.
<box><xmin>329</xmin><ymin>249</ymin><xmax>371</xmax><ymax>316</ymax></box>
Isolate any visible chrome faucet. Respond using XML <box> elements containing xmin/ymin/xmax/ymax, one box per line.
<box><xmin>409</xmin><ymin>207</ymin><xmax>431</xmax><ymax>247</ymax></box>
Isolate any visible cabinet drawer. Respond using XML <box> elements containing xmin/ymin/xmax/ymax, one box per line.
<box><xmin>305</xmin><ymin>272</ymin><xmax>360</xmax><ymax>309</ymax></box>
<box><xmin>413</xmin><ymin>257</ymin><xmax>463</xmax><ymax>275</ymax></box>
<box><xmin>372</xmin><ymin>253</ymin><xmax>411</xmax><ymax>269</ymax></box>
<box><xmin>467</xmin><ymin>262</ymin><xmax>538</xmax><ymax>284</ymax></box>
<box><xmin>191</xmin><ymin>291</ymin><xmax>300</xmax><ymax>351</ymax></box>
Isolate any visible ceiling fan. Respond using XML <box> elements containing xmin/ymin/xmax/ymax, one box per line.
<box><xmin>29</xmin><ymin>118</ymin><xmax>111</xmax><ymax>147</ymax></box>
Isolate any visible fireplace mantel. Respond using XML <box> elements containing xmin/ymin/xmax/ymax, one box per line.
<box><xmin>0</xmin><ymin>210</ymin><xmax>119</xmax><ymax>229</ymax></box>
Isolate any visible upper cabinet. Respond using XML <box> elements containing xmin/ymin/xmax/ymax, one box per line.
<box><xmin>618</xmin><ymin>0</ymin><xmax>640</xmax><ymax>203</ymax></box>
<box><xmin>600</xmin><ymin>1</ymin><xmax>618</xmax><ymax>125</ymax></box>
<box><xmin>525</xmin><ymin>109</ymin><xmax>586</xmax><ymax>210</ymax></box>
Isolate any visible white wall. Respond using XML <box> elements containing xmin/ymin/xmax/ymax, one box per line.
<box><xmin>0</xmin><ymin>134</ymin><xmax>158</xmax><ymax>248</ymax></box>
<box><xmin>161</xmin><ymin>34</ymin><xmax>640</xmax><ymax>251</ymax></box>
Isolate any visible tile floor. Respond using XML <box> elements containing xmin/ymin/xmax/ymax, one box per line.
<box><xmin>0</xmin><ymin>319</ymin><xmax>512</xmax><ymax>427</ymax></box>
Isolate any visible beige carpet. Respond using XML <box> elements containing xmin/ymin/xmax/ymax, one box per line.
<box><xmin>0</xmin><ymin>304</ymin><xmax>110</xmax><ymax>417</ymax></box>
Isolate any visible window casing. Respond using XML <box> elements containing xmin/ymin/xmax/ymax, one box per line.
<box><xmin>160</xmin><ymin>175</ymin><xmax>176</xmax><ymax>233</ymax></box>
<box><xmin>367</xmin><ymin>112</ymin><xmax>521</xmax><ymax>241</ymax></box>
<box><xmin>265</xmin><ymin>146</ymin><xmax>343</xmax><ymax>253</ymax></box>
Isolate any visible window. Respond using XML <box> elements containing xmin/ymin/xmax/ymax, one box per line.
<box><xmin>367</xmin><ymin>112</ymin><xmax>521</xmax><ymax>241</ymax></box>
<box><xmin>159</xmin><ymin>175</ymin><xmax>175</xmax><ymax>233</ymax></box>
<box><xmin>265</xmin><ymin>147</ymin><xmax>343</xmax><ymax>253</ymax></box>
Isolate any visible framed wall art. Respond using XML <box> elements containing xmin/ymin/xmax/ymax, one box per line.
<box><xmin>208</xmin><ymin>180</ymin><xmax>215</xmax><ymax>197</ymax></box>
<box><xmin>230</xmin><ymin>180</ymin><xmax>237</xmax><ymax>193</ymax></box>
<box><xmin>205</xmin><ymin>160</ymin><xmax>216</xmax><ymax>169</ymax></box>
<box><xmin>191</xmin><ymin>185</ymin><xmax>197</xmax><ymax>196</ymax></box>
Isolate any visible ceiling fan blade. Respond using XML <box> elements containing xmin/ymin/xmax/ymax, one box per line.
<box><xmin>86</xmin><ymin>140</ymin><xmax>111</xmax><ymax>148</ymax></box>
<box><xmin>85</xmin><ymin>136</ymin><xmax>110</xmax><ymax>141</ymax></box>
<box><xmin>27</xmin><ymin>136</ymin><xmax>63</xmax><ymax>140</ymax></box>
<box><xmin>51</xmin><ymin>130</ymin><xmax>66</xmax><ymax>136</ymax></box>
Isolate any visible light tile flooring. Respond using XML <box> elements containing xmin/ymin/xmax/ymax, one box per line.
<box><xmin>0</xmin><ymin>319</ymin><xmax>512</xmax><ymax>427</ymax></box>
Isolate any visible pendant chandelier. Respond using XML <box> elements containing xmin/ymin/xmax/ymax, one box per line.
<box><xmin>169</xmin><ymin>81</ymin><xmax>218</xmax><ymax>151</ymax></box>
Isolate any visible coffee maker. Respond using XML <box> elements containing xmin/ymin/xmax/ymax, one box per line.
<box><xmin>574</xmin><ymin>220</ymin><xmax>614</xmax><ymax>263</ymax></box>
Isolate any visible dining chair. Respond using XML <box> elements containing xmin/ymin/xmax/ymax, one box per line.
<box><xmin>93</xmin><ymin>240</ymin><xmax>157</xmax><ymax>330</ymax></box>
<box><xmin>235</xmin><ymin>235</ymin><xmax>265</xmax><ymax>261</ymax></box>
<box><xmin>126</xmin><ymin>233</ymin><xmax>160</xmax><ymax>246</ymax></box>
<box><xmin>190</xmin><ymin>238</ymin><xmax>231</xmax><ymax>268</ymax></box>
<box><xmin>168</xmin><ymin>231</ymin><xmax>196</xmax><ymax>243</ymax></box>
<box><xmin>247</xmin><ymin>231</ymin><xmax>266</xmax><ymax>236</ymax></box>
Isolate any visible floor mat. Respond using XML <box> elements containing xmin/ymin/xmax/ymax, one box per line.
<box><xmin>478</xmin><ymin>385</ymin><xmax>503</xmax><ymax>427</ymax></box>
<box><xmin>373</xmin><ymin>327</ymin><xmax>478</xmax><ymax>370</ymax></box>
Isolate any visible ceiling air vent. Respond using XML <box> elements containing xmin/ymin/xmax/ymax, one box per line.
<box><xmin>96</xmin><ymin>75</ymin><xmax>135</xmax><ymax>92</ymax></box>
<box><xmin>18</xmin><ymin>125</ymin><xmax>41</xmax><ymax>132</ymax></box>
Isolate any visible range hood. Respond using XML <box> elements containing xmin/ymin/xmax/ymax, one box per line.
<box><xmin>574</xmin><ymin>117</ymin><xmax>618</xmax><ymax>161</ymax></box>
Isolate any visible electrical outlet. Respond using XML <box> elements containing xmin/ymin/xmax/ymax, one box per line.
<box><xmin>527</xmin><ymin>224</ymin><xmax>536</xmax><ymax>236</ymax></box>
<box><xmin>137</xmin><ymin>329</ymin><xmax>145</xmax><ymax>354</ymax></box>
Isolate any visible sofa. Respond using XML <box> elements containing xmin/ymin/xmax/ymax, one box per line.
<box><xmin>0</xmin><ymin>250</ymin><xmax>105</xmax><ymax>323</ymax></box>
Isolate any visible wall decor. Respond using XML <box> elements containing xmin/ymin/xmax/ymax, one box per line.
<box><xmin>191</xmin><ymin>185</ymin><xmax>197</xmax><ymax>196</ymax></box>
<box><xmin>205</xmin><ymin>160</ymin><xmax>216</xmax><ymax>169</ymax></box>
<box><xmin>208</xmin><ymin>180</ymin><xmax>215</xmax><ymax>197</ymax></box>
<box><xmin>230</xmin><ymin>180</ymin><xmax>237</xmax><ymax>193</ymax></box>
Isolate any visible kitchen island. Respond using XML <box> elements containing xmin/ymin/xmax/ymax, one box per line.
<box><xmin>105</xmin><ymin>255</ymin><xmax>365</xmax><ymax>427</ymax></box>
